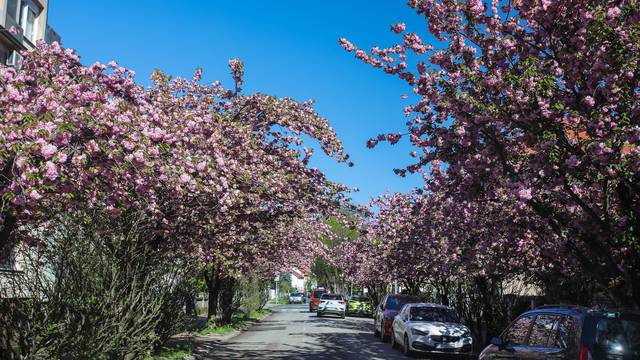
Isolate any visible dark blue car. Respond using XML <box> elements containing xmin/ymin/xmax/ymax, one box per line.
<box><xmin>479</xmin><ymin>305</ymin><xmax>640</xmax><ymax>359</ymax></box>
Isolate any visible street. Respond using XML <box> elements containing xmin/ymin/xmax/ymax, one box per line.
<box><xmin>193</xmin><ymin>303</ymin><xmax>407</xmax><ymax>359</ymax></box>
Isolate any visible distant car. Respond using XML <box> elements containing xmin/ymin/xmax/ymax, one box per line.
<box><xmin>479</xmin><ymin>305</ymin><xmax>640</xmax><ymax>360</ymax></box>
<box><xmin>309</xmin><ymin>288</ymin><xmax>327</xmax><ymax>312</ymax></box>
<box><xmin>288</xmin><ymin>291</ymin><xmax>305</xmax><ymax>304</ymax></box>
<box><xmin>317</xmin><ymin>293</ymin><xmax>346</xmax><ymax>318</ymax></box>
<box><xmin>346</xmin><ymin>295</ymin><xmax>373</xmax><ymax>317</ymax></box>
<box><xmin>374</xmin><ymin>294</ymin><xmax>423</xmax><ymax>341</ymax></box>
<box><xmin>391</xmin><ymin>303</ymin><xmax>473</xmax><ymax>357</ymax></box>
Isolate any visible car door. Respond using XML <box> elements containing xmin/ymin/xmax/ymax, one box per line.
<box><xmin>485</xmin><ymin>315</ymin><xmax>535</xmax><ymax>359</ymax></box>
<box><xmin>394</xmin><ymin>305</ymin><xmax>408</xmax><ymax>341</ymax></box>
<box><xmin>522</xmin><ymin>314</ymin><xmax>566</xmax><ymax>359</ymax></box>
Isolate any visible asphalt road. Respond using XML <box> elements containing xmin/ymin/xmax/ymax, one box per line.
<box><xmin>194</xmin><ymin>303</ymin><xmax>409</xmax><ymax>359</ymax></box>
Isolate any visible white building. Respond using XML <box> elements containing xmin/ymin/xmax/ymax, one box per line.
<box><xmin>289</xmin><ymin>268</ymin><xmax>306</xmax><ymax>291</ymax></box>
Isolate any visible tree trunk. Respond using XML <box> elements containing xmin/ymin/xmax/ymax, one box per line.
<box><xmin>219</xmin><ymin>277</ymin><xmax>237</xmax><ymax>325</ymax></box>
<box><xmin>204</xmin><ymin>266</ymin><xmax>221</xmax><ymax>321</ymax></box>
<box><xmin>0</xmin><ymin>213</ymin><xmax>17</xmax><ymax>265</ymax></box>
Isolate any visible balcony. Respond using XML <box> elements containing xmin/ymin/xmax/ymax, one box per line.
<box><xmin>1</xmin><ymin>12</ymin><xmax>25</xmax><ymax>48</ymax></box>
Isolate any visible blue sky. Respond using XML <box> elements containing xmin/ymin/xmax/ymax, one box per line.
<box><xmin>49</xmin><ymin>1</ymin><xmax>431</xmax><ymax>204</ymax></box>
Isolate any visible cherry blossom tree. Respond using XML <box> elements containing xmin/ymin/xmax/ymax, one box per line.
<box><xmin>341</xmin><ymin>0</ymin><xmax>640</xmax><ymax>306</ymax></box>
<box><xmin>1</xmin><ymin>41</ymin><xmax>352</xmax><ymax>333</ymax></box>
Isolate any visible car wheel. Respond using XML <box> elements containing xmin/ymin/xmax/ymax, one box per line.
<box><xmin>373</xmin><ymin>319</ymin><xmax>380</xmax><ymax>337</ymax></box>
<box><xmin>390</xmin><ymin>329</ymin><xmax>398</xmax><ymax>349</ymax></box>
<box><xmin>380</xmin><ymin>320</ymin><xmax>389</xmax><ymax>342</ymax></box>
<box><xmin>317</xmin><ymin>312</ymin><xmax>322</xmax><ymax>317</ymax></box>
<box><xmin>341</xmin><ymin>312</ymin><xmax>345</xmax><ymax>319</ymax></box>
<box><xmin>403</xmin><ymin>334</ymin><xmax>413</xmax><ymax>357</ymax></box>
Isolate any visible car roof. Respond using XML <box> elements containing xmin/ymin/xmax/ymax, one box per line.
<box><xmin>404</xmin><ymin>302</ymin><xmax>452</xmax><ymax>309</ymax></box>
<box><xmin>524</xmin><ymin>308</ymin><xmax>587</xmax><ymax>317</ymax></box>
<box><xmin>521</xmin><ymin>306</ymin><xmax>640</xmax><ymax>322</ymax></box>
<box><xmin>387</xmin><ymin>294</ymin><xmax>422</xmax><ymax>299</ymax></box>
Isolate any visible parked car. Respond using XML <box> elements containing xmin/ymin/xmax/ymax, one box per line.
<box><xmin>374</xmin><ymin>294</ymin><xmax>423</xmax><ymax>341</ymax></box>
<box><xmin>391</xmin><ymin>303</ymin><xmax>473</xmax><ymax>357</ymax></box>
<box><xmin>288</xmin><ymin>291</ymin><xmax>305</xmax><ymax>304</ymax></box>
<box><xmin>317</xmin><ymin>293</ymin><xmax>346</xmax><ymax>318</ymax></box>
<box><xmin>479</xmin><ymin>305</ymin><xmax>640</xmax><ymax>360</ymax></box>
<box><xmin>309</xmin><ymin>288</ymin><xmax>328</xmax><ymax>312</ymax></box>
<box><xmin>346</xmin><ymin>294</ymin><xmax>373</xmax><ymax>317</ymax></box>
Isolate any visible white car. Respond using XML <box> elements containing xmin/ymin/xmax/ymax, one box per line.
<box><xmin>316</xmin><ymin>293</ymin><xmax>346</xmax><ymax>318</ymax></box>
<box><xmin>391</xmin><ymin>303</ymin><xmax>473</xmax><ymax>357</ymax></box>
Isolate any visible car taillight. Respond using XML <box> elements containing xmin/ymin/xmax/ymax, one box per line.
<box><xmin>338</xmin><ymin>301</ymin><xmax>345</xmax><ymax>304</ymax></box>
<box><xmin>320</xmin><ymin>300</ymin><xmax>326</xmax><ymax>303</ymax></box>
<box><xmin>579</xmin><ymin>345</ymin><xmax>592</xmax><ymax>360</ymax></box>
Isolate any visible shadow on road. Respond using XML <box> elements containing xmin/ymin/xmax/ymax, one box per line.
<box><xmin>192</xmin><ymin>306</ymin><xmax>476</xmax><ymax>360</ymax></box>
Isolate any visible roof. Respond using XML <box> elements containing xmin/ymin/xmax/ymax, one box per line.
<box><xmin>405</xmin><ymin>302</ymin><xmax>452</xmax><ymax>309</ymax></box>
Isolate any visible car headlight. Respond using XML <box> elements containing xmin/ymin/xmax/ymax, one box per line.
<box><xmin>412</xmin><ymin>329</ymin><xmax>429</xmax><ymax>336</ymax></box>
<box><xmin>462</xmin><ymin>329</ymin><xmax>471</xmax><ymax>337</ymax></box>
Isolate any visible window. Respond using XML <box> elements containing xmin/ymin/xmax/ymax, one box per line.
<box><xmin>529</xmin><ymin>314</ymin><xmax>561</xmax><ymax>347</ymax></box>
<box><xmin>385</xmin><ymin>296</ymin><xmax>422</xmax><ymax>310</ymax></box>
<box><xmin>7</xmin><ymin>0</ymin><xmax>19</xmax><ymax>21</ymax></box>
<box><xmin>320</xmin><ymin>294</ymin><xmax>343</xmax><ymax>300</ymax></box>
<box><xmin>552</xmin><ymin>316</ymin><xmax>578</xmax><ymax>349</ymax></box>
<box><xmin>503</xmin><ymin>315</ymin><xmax>533</xmax><ymax>345</ymax></box>
<box><xmin>593</xmin><ymin>316</ymin><xmax>640</xmax><ymax>356</ymax></box>
<box><xmin>410</xmin><ymin>307</ymin><xmax>459</xmax><ymax>323</ymax></box>
<box><xmin>19</xmin><ymin>0</ymin><xmax>42</xmax><ymax>43</ymax></box>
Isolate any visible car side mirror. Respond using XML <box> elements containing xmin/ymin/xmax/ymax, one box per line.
<box><xmin>380</xmin><ymin>304</ymin><xmax>385</xmax><ymax>311</ymax></box>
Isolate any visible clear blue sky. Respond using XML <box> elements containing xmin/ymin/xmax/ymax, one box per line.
<box><xmin>49</xmin><ymin>1</ymin><xmax>431</xmax><ymax>204</ymax></box>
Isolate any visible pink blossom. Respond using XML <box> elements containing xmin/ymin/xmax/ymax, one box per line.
<box><xmin>517</xmin><ymin>188</ymin><xmax>532</xmax><ymax>201</ymax></box>
<box><xmin>179</xmin><ymin>173</ymin><xmax>191</xmax><ymax>183</ymax></box>
<box><xmin>44</xmin><ymin>161</ymin><xmax>58</xmax><ymax>180</ymax></box>
<box><xmin>583</xmin><ymin>96</ymin><xmax>595</xmax><ymax>108</ymax></box>
<box><xmin>41</xmin><ymin>143</ymin><xmax>58</xmax><ymax>159</ymax></box>
<box><xmin>391</xmin><ymin>22</ymin><xmax>406</xmax><ymax>34</ymax></box>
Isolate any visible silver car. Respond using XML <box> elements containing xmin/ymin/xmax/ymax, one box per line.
<box><xmin>391</xmin><ymin>303</ymin><xmax>473</xmax><ymax>356</ymax></box>
<box><xmin>288</xmin><ymin>291</ymin><xmax>305</xmax><ymax>304</ymax></box>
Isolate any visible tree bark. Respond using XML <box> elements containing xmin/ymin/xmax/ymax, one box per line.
<box><xmin>204</xmin><ymin>265</ymin><xmax>221</xmax><ymax>321</ymax></box>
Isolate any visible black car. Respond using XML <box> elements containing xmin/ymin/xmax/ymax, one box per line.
<box><xmin>480</xmin><ymin>305</ymin><xmax>640</xmax><ymax>359</ymax></box>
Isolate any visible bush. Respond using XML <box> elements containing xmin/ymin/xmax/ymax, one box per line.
<box><xmin>0</xmin><ymin>212</ymin><xmax>190</xmax><ymax>359</ymax></box>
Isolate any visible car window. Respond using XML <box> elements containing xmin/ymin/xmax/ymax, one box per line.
<box><xmin>313</xmin><ymin>291</ymin><xmax>326</xmax><ymax>298</ymax></box>
<box><xmin>528</xmin><ymin>314</ymin><xmax>561</xmax><ymax>347</ymax></box>
<box><xmin>320</xmin><ymin>294</ymin><xmax>343</xmax><ymax>300</ymax></box>
<box><xmin>385</xmin><ymin>296</ymin><xmax>421</xmax><ymax>310</ymax></box>
<box><xmin>503</xmin><ymin>315</ymin><xmax>533</xmax><ymax>345</ymax></box>
<box><xmin>410</xmin><ymin>307</ymin><xmax>459</xmax><ymax>323</ymax></box>
<box><xmin>551</xmin><ymin>315</ymin><xmax>578</xmax><ymax>349</ymax></box>
<box><xmin>350</xmin><ymin>295</ymin><xmax>368</xmax><ymax>301</ymax></box>
<box><xmin>592</xmin><ymin>316</ymin><xmax>640</xmax><ymax>357</ymax></box>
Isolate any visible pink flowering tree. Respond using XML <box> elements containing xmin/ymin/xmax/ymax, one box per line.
<box><xmin>0</xmin><ymin>42</ymin><xmax>352</xmax><ymax>334</ymax></box>
<box><xmin>341</xmin><ymin>1</ymin><xmax>640</xmax><ymax>306</ymax></box>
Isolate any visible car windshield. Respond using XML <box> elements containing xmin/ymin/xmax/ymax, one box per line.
<box><xmin>321</xmin><ymin>294</ymin><xmax>343</xmax><ymax>300</ymax></box>
<box><xmin>313</xmin><ymin>291</ymin><xmax>326</xmax><ymax>298</ymax></box>
<box><xmin>410</xmin><ymin>307</ymin><xmax>459</xmax><ymax>322</ymax></box>
<box><xmin>290</xmin><ymin>292</ymin><xmax>303</xmax><ymax>296</ymax></box>
<box><xmin>385</xmin><ymin>296</ymin><xmax>422</xmax><ymax>310</ymax></box>
<box><xmin>592</xmin><ymin>316</ymin><xmax>640</xmax><ymax>356</ymax></box>
<box><xmin>350</xmin><ymin>295</ymin><xmax>368</xmax><ymax>302</ymax></box>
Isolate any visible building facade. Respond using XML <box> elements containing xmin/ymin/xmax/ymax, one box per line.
<box><xmin>0</xmin><ymin>0</ymin><xmax>60</xmax><ymax>66</ymax></box>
